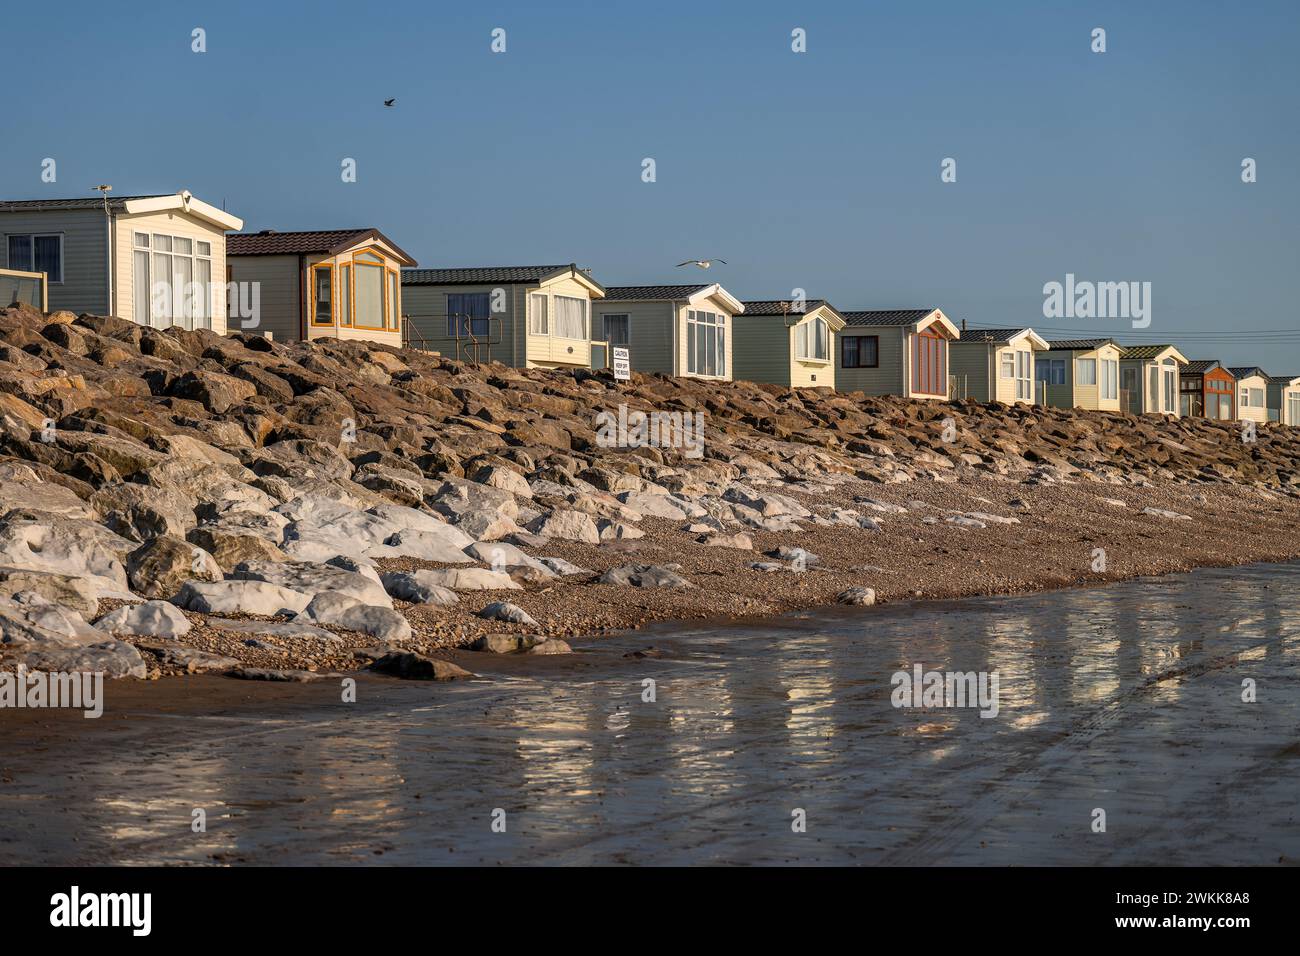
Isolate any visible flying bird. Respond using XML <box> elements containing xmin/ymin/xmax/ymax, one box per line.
<box><xmin>676</xmin><ymin>258</ymin><xmax>726</xmax><ymax>270</ymax></box>
<box><xmin>383</xmin><ymin>98</ymin><xmax>396</xmax><ymax>108</ymax></box>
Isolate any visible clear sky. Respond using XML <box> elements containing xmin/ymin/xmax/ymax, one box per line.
<box><xmin>4</xmin><ymin>0</ymin><xmax>1298</xmax><ymax>368</ymax></box>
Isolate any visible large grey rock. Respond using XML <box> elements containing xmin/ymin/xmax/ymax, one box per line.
<box><xmin>475</xmin><ymin>601</ymin><xmax>538</xmax><ymax>626</ymax></box>
<box><xmin>126</xmin><ymin>535</ymin><xmax>221</xmax><ymax>599</ymax></box>
<box><xmin>95</xmin><ymin>600</ymin><xmax>192</xmax><ymax>638</ymax></box>
<box><xmin>836</xmin><ymin>586</ymin><xmax>876</xmax><ymax>606</ymax></box>
<box><xmin>432</xmin><ymin>477</ymin><xmax>520</xmax><ymax>520</ymax></box>
<box><xmin>19</xmin><ymin>640</ymin><xmax>147</xmax><ymax>679</ymax></box>
<box><xmin>379</xmin><ymin>570</ymin><xmax>460</xmax><ymax>606</ymax></box>
<box><xmin>0</xmin><ymin>567</ymin><xmax>101</xmax><ymax>616</ymax></box>
<box><xmin>92</xmin><ymin>483</ymin><xmax>197</xmax><ymax>542</ymax></box>
<box><xmin>405</xmin><ymin>567</ymin><xmax>522</xmax><ymax>591</ymax></box>
<box><xmin>462</xmin><ymin>540</ymin><xmax>553</xmax><ymax>575</ymax></box>
<box><xmin>295</xmin><ymin>592</ymin><xmax>412</xmax><ymax>643</ymax></box>
<box><xmin>617</xmin><ymin>491</ymin><xmax>691</xmax><ymax>520</ymax></box>
<box><xmin>598</xmin><ymin>564</ymin><xmax>694</xmax><ymax>588</ymax></box>
<box><xmin>471</xmin><ymin>465</ymin><xmax>533</xmax><ymax>499</ymax></box>
<box><xmin>0</xmin><ymin>517</ymin><xmax>134</xmax><ymax>594</ymax></box>
<box><xmin>527</xmin><ymin>509</ymin><xmax>600</xmax><ymax>544</ymax></box>
<box><xmin>0</xmin><ymin>478</ymin><xmax>96</xmax><ymax>520</ymax></box>
<box><xmin>375</xmin><ymin>529</ymin><xmax>476</xmax><ymax>563</ymax></box>
<box><xmin>450</xmin><ymin>508</ymin><xmax>521</xmax><ymax>542</ymax></box>
<box><xmin>229</xmin><ymin>560</ymin><xmax>392</xmax><ymax>608</ymax></box>
<box><xmin>370</xmin><ymin>651</ymin><xmax>473</xmax><ymax>681</ymax></box>
<box><xmin>175</xmin><ymin>580</ymin><xmax>313</xmax><ymax>616</ymax></box>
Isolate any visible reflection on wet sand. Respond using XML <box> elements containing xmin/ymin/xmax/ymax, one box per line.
<box><xmin>2</xmin><ymin>563</ymin><xmax>1299</xmax><ymax>865</ymax></box>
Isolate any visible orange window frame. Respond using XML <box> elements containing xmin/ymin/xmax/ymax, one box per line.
<box><xmin>309</xmin><ymin>262</ymin><xmax>334</xmax><ymax>326</ymax></box>
<box><xmin>386</xmin><ymin>267</ymin><xmax>401</xmax><ymax>331</ymax></box>
<box><xmin>337</xmin><ymin>263</ymin><xmax>352</xmax><ymax>327</ymax></box>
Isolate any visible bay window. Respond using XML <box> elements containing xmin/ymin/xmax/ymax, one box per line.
<box><xmin>554</xmin><ymin>295</ymin><xmax>587</xmax><ymax>339</ymax></box>
<box><xmin>133</xmin><ymin>231</ymin><xmax>212</xmax><ymax>329</ymax></box>
<box><xmin>795</xmin><ymin>317</ymin><xmax>829</xmax><ymax>361</ymax></box>
<box><xmin>687</xmin><ymin>309</ymin><xmax>726</xmax><ymax>376</ymax></box>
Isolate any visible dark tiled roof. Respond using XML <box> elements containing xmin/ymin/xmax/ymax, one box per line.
<box><xmin>0</xmin><ymin>195</ymin><xmax>166</xmax><ymax>212</ymax></box>
<box><xmin>1269</xmin><ymin>374</ymin><xmax>1300</xmax><ymax>383</ymax></box>
<box><xmin>1044</xmin><ymin>338</ymin><xmax>1117</xmax><ymax>351</ymax></box>
<box><xmin>603</xmin><ymin>284</ymin><xmax>713</xmax><ymax>301</ymax></box>
<box><xmin>959</xmin><ymin>327</ymin><xmax>1034</xmax><ymax>343</ymax></box>
<box><xmin>1183</xmin><ymin>360</ymin><xmax>1222</xmax><ymax>375</ymax></box>
<box><xmin>228</xmin><ymin>229</ymin><xmax>374</xmax><ymax>256</ymax></box>
<box><xmin>1228</xmin><ymin>366</ymin><xmax>1269</xmax><ymax>380</ymax></box>
<box><xmin>840</xmin><ymin>309</ymin><xmax>936</xmax><ymax>327</ymax></box>
<box><xmin>403</xmin><ymin>265</ymin><xmax>584</xmax><ymax>285</ymax></box>
<box><xmin>1118</xmin><ymin>344</ymin><xmax>1179</xmax><ymax>359</ymax></box>
<box><xmin>738</xmin><ymin>299</ymin><xmax>828</xmax><ymax>315</ymax></box>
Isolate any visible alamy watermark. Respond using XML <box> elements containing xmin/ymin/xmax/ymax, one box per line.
<box><xmin>1</xmin><ymin>665</ymin><xmax>104</xmax><ymax>718</ymax></box>
<box><xmin>1043</xmin><ymin>273</ymin><xmax>1150</xmax><ymax>328</ymax></box>
<box><xmin>595</xmin><ymin>403</ymin><xmax>705</xmax><ymax>459</ymax></box>
<box><xmin>891</xmin><ymin>663</ymin><xmax>999</xmax><ymax>718</ymax></box>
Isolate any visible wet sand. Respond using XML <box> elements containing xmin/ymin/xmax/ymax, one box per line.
<box><xmin>2</xmin><ymin>561</ymin><xmax>1298</xmax><ymax>865</ymax></box>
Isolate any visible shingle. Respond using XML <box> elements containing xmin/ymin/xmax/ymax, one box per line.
<box><xmin>1044</xmin><ymin>338</ymin><xmax>1117</xmax><ymax>350</ymax></box>
<box><xmin>1118</xmin><ymin>344</ymin><xmax>1178</xmax><ymax>359</ymax></box>
<box><xmin>839</xmin><ymin>309</ymin><xmax>935</xmax><ymax>327</ymax></box>
<box><xmin>738</xmin><ymin>299</ymin><xmax>828</xmax><ymax>315</ymax></box>
<box><xmin>0</xmin><ymin>195</ymin><xmax>165</xmax><ymax>212</ymax></box>
<box><xmin>959</xmin><ymin>327</ymin><xmax>1033</xmax><ymax>343</ymax></box>
<box><xmin>1183</xmin><ymin>360</ymin><xmax>1222</xmax><ymax>375</ymax></box>
<box><xmin>227</xmin><ymin>229</ymin><xmax>374</xmax><ymax>256</ymax></box>
<box><xmin>602</xmin><ymin>285</ymin><xmax>713</xmax><ymax>301</ymax></box>
<box><xmin>402</xmin><ymin>265</ymin><xmax>582</xmax><ymax>285</ymax></box>
<box><xmin>1228</xmin><ymin>366</ymin><xmax>1268</xmax><ymax>380</ymax></box>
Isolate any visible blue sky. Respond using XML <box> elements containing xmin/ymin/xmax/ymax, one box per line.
<box><xmin>4</xmin><ymin>0</ymin><xmax>1299</xmax><ymax>367</ymax></box>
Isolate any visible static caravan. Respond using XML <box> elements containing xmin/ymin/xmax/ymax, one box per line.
<box><xmin>731</xmin><ymin>300</ymin><xmax>845</xmax><ymax>389</ymax></box>
<box><xmin>1179</xmin><ymin>360</ymin><xmax>1237</xmax><ymax>420</ymax></box>
<box><xmin>1229</xmin><ymin>367</ymin><xmax>1270</xmax><ymax>424</ymax></box>
<box><xmin>1267</xmin><ymin>375</ymin><xmax>1300</xmax><ymax>425</ymax></box>
<box><xmin>402</xmin><ymin>265</ymin><xmax>605</xmax><ymax>369</ymax></box>
<box><xmin>834</xmin><ymin>308</ymin><xmax>961</xmax><ymax>399</ymax></box>
<box><xmin>1118</xmin><ymin>344</ymin><xmax>1189</xmax><ymax>416</ymax></box>
<box><xmin>0</xmin><ymin>191</ymin><xmax>243</xmax><ymax>330</ymax></box>
<box><xmin>227</xmin><ymin>228</ymin><xmax>416</xmax><ymax>346</ymax></box>
<box><xmin>1039</xmin><ymin>339</ymin><xmax>1122</xmax><ymax>411</ymax></box>
<box><xmin>591</xmin><ymin>283</ymin><xmax>744</xmax><ymax>381</ymax></box>
<box><xmin>948</xmin><ymin>327</ymin><xmax>1049</xmax><ymax>404</ymax></box>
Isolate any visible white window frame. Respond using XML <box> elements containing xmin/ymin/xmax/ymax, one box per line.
<box><xmin>1000</xmin><ymin>352</ymin><xmax>1015</xmax><ymax>378</ymax></box>
<box><xmin>1076</xmin><ymin>357</ymin><xmax>1097</xmax><ymax>386</ymax></box>
<box><xmin>1102</xmin><ymin>359</ymin><xmax>1119</xmax><ymax>400</ymax></box>
<box><xmin>528</xmin><ymin>293</ymin><xmax>548</xmax><ymax>335</ymax></box>
<box><xmin>6</xmin><ymin>232</ymin><xmax>64</xmax><ymax>284</ymax></box>
<box><xmin>686</xmin><ymin>309</ymin><xmax>727</xmax><ymax>377</ymax></box>
<box><xmin>795</xmin><ymin>317</ymin><xmax>829</xmax><ymax>362</ymax></box>
<box><xmin>1240</xmin><ymin>387</ymin><xmax>1251</xmax><ymax>407</ymax></box>
<box><xmin>1014</xmin><ymin>350</ymin><xmax>1032</xmax><ymax>400</ymax></box>
<box><xmin>133</xmin><ymin>230</ymin><xmax>213</xmax><ymax>329</ymax></box>
<box><xmin>553</xmin><ymin>294</ymin><xmax>588</xmax><ymax>340</ymax></box>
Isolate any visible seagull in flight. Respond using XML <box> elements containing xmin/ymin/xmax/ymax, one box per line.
<box><xmin>676</xmin><ymin>258</ymin><xmax>726</xmax><ymax>270</ymax></box>
<box><xmin>383</xmin><ymin>98</ymin><xmax>396</xmax><ymax>108</ymax></box>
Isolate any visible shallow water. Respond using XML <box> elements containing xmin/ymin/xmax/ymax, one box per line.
<box><xmin>2</xmin><ymin>562</ymin><xmax>1299</xmax><ymax>865</ymax></box>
